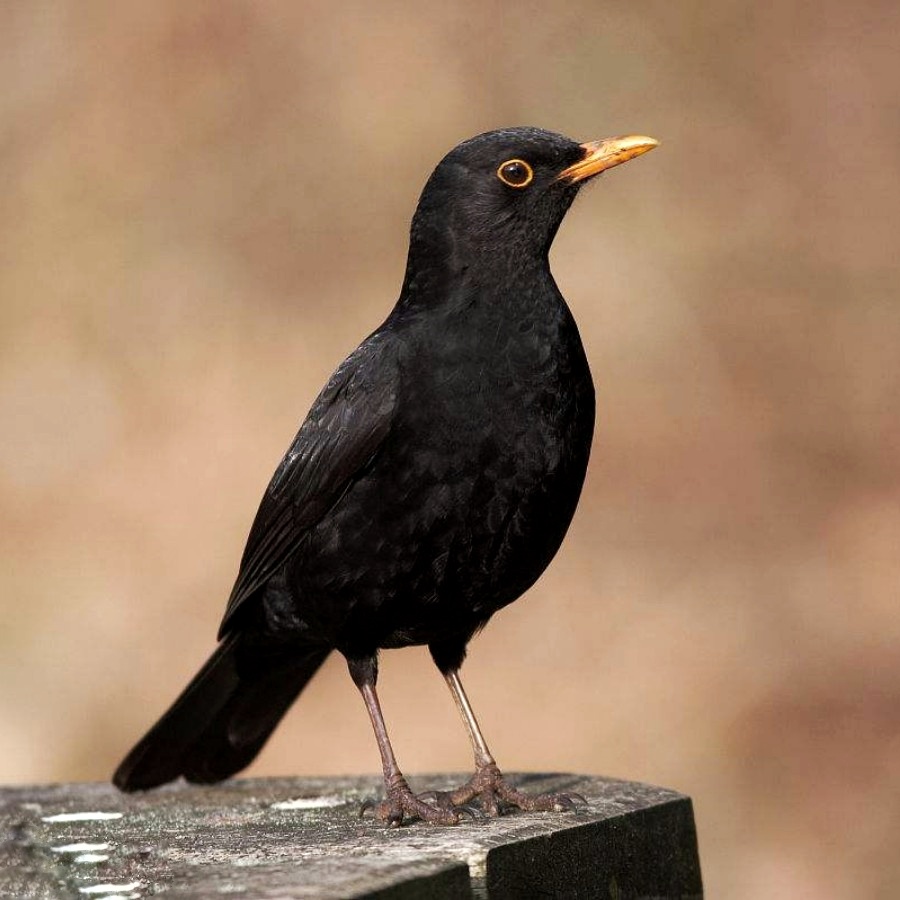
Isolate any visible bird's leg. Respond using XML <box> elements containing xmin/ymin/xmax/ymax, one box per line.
<box><xmin>429</xmin><ymin>669</ymin><xmax>587</xmax><ymax>816</ymax></box>
<box><xmin>348</xmin><ymin>656</ymin><xmax>459</xmax><ymax>826</ymax></box>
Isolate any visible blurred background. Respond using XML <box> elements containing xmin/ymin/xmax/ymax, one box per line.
<box><xmin>2</xmin><ymin>1</ymin><xmax>899</xmax><ymax>896</ymax></box>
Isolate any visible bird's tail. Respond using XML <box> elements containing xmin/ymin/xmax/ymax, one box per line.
<box><xmin>113</xmin><ymin>634</ymin><xmax>330</xmax><ymax>791</ymax></box>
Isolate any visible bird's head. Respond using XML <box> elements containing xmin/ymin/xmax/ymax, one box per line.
<box><xmin>402</xmin><ymin>127</ymin><xmax>658</xmax><ymax>293</ymax></box>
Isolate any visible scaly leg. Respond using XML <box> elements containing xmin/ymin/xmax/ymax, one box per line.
<box><xmin>425</xmin><ymin>669</ymin><xmax>587</xmax><ymax>816</ymax></box>
<box><xmin>349</xmin><ymin>656</ymin><xmax>459</xmax><ymax>826</ymax></box>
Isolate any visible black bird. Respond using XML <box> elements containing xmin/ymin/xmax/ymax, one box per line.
<box><xmin>113</xmin><ymin>127</ymin><xmax>658</xmax><ymax>825</ymax></box>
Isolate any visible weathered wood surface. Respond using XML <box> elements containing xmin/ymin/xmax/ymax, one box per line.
<box><xmin>0</xmin><ymin>773</ymin><xmax>702</xmax><ymax>899</ymax></box>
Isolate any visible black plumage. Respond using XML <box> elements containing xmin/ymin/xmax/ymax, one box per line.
<box><xmin>114</xmin><ymin>126</ymin><xmax>657</xmax><ymax>824</ymax></box>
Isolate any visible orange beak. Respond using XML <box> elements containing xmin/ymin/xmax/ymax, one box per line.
<box><xmin>557</xmin><ymin>135</ymin><xmax>659</xmax><ymax>183</ymax></box>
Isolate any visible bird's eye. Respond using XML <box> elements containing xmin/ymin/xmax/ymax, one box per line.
<box><xmin>497</xmin><ymin>159</ymin><xmax>534</xmax><ymax>188</ymax></box>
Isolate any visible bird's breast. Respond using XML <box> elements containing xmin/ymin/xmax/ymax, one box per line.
<box><xmin>286</xmin><ymin>293</ymin><xmax>595</xmax><ymax>650</ymax></box>
<box><xmin>400</xmin><ymin>299</ymin><xmax>593</xmax><ymax>466</ymax></box>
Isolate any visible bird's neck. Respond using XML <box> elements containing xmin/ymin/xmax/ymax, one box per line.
<box><xmin>397</xmin><ymin>230</ymin><xmax>553</xmax><ymax>316</ymax></box>
<box><xmin>395</xmin><ymin>188</ymin><xmax>558</xmax><ymax>315</ymax></box>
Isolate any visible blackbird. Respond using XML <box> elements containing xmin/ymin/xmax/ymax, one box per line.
<box><xmin>113</xmin><ymin>127</ymin><xmax>657</xmax><ymax>825</ymax></box>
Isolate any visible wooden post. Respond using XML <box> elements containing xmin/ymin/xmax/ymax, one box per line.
<box><xmin>1</xmin><ymin>773</ymin><xmax>702</xmax><ymax>898</ymax></box>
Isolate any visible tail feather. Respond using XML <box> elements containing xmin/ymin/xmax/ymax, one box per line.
<box><xmin>113</xmin><ymin>635</ymin><xmax>330</xmax><ymax>792</ymax></box>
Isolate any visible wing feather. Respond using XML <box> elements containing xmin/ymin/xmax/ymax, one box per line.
<box><xmin>218</xmin><ymin>333</ymin><xmax>399</xmax><ymax>637</ymax></box>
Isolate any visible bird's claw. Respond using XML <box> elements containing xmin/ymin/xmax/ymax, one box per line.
<box><xmin>498</xmin><ymin>786</ymin><xmax>588</xmax><ymax>814</ymax></box>
<box><xmin>550</xmin><ymin>791</ymin><xmax>589</xmax><ymax>812</ymax></box>
<box><xmin>412</xmin><ymin>790</ymin><xmax>483</xmax><ymax>821</ymax></box>
<box><xmin>455</xmin><ymin>803</ymin><xmax>484</xmax><ymax>820</ymax></box>
<box><xmin>440</xmin><ymin>765</ymin><xmax>588</xmax><ymax>817</ymax></box>
<box><xmin>360</xmin><ymin>766</ymin><xmax>588</xmax><ymax>822</ymax></box>
<box><xmin>360</xmin><ymin>780</ymin><xmax>461</xmax><ymax>827</ymax></box>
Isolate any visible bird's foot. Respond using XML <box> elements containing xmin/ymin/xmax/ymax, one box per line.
<box><xmin>359</xmin><ymin>774</ymin><xmax>462</xmax><ymax>827</ymax></box>
<box><xmin>423</xmin><ymin>764</ymin><xmax>588</xmax><ymax>817</ymax></box>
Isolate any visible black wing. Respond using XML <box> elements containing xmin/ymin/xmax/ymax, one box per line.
<box><xmin>218</xmin><ymin>332</ymin><xmax>399</xmax><ymax>637</ymax></box>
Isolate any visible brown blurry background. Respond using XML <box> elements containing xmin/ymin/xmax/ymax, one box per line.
<box><xmin>2</xmin><ymin>2</ymin><xmax>899</xmax><ymax>897</ymax></box>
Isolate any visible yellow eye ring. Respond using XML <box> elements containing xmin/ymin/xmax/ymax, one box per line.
<box><xmin>497</xmin><ymin>159</ymin><xmax>534</xmax><ymax>188</ymax></box>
